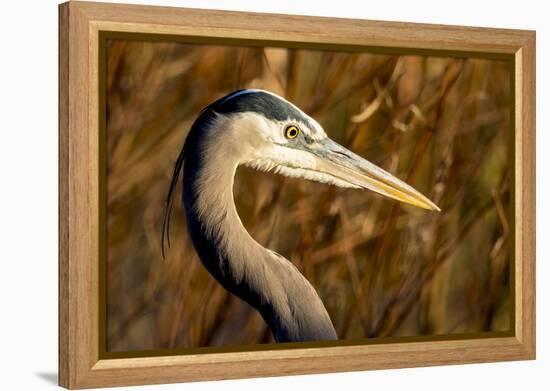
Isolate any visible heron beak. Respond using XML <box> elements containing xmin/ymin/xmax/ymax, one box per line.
<box><xmin>311</xmin><ymin>138</ymin><xmax>440</xmax><ymax>211</ymax></box>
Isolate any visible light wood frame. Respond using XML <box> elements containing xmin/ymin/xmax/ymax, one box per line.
<box><xmin>59</xmin><ymin>1</ymin><xmax>536</xmax><ymax>388</ymax></box>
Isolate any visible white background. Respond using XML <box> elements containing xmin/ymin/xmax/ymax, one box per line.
<box><xmin>0</xmin><ymin>0</ymin><xmax>547</xmax><ymax>389</ymax></box>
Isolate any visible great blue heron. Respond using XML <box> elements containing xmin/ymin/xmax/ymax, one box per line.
<box><xmin>163</xmin><ymin>89</ymin><xmax>439</xmax><ymax>343</ymax></box>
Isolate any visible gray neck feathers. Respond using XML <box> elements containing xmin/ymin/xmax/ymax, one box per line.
<box><xmin>181</xmin><ymin>116</ymin><xmax>337</xmax><ymax>343</ymax></box>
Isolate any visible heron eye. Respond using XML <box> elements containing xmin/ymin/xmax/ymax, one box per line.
<box><xmin>285</xmin><ymin>125</ymin><xmax>300</xmax><ymax>140</ymax></box>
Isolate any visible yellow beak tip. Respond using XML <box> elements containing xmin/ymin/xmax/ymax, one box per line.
<box><xmin>425</xmin><ymin>202</ymin><xmax>441</xmax><ymax>212</ymax></box>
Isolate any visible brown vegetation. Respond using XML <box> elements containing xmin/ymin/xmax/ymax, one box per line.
<box><xmin>105</xmin><ymin>39</ymin><xmax>512</xmax><ymax>352</ymax></box>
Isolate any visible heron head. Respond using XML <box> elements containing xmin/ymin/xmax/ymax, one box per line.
<box><xmin>206</xmin><ymin>89</ymin><xmax>439</xmax><ymax>211</ymax></box>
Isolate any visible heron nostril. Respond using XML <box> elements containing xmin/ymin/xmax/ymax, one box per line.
<box><xmin>333</xmin><ymin>150</ymin><xmax>352</xmax><ymax>160</ymax></box>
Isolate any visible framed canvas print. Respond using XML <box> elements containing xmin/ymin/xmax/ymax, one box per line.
<box><xmin>58</xmin><ymin>1</ymin><xmax>536</xmax><ymax>389</ymax></box>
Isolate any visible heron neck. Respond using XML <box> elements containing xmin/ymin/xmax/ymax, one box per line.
<box><xmin>182</xmin><ymin>142</ymin><xmax>273</xmax><ymax>306</ymax></box>
<box><xmin>182</xmin><ymin>130</ymin><xmax>337</xmax><ymax>342</ymax></box>
<box><xmin>182</xmin><ymin>147</ymin><xmax>276</xmax><ymax>329</ymax></box>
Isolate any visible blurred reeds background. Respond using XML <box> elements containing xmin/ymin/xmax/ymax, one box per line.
<box><xmin>105</xmin><ymin>39</ymin><xmax>512</xmax><ymax>352</ymax></box>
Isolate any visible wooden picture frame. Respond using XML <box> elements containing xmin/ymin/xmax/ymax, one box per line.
<box><xmin>59</xmin><ymin>1</ymin><xmax>536</xmax><ymax>388</ymax></box>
